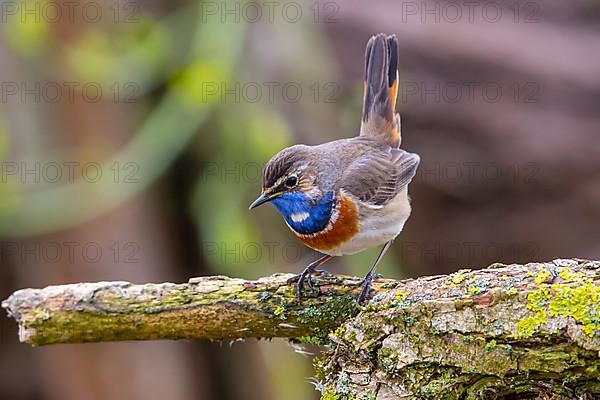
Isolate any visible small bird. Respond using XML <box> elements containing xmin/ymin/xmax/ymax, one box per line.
<box><xmin>249</xmin><ymin>33</ymin><xmax>420</xmax><ymax>304</ymax></box>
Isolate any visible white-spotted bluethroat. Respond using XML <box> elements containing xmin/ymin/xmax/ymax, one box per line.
<box><xmin>249</xmin><ymin>33</ymin><xmax>420</xmax><ymax>304</ymax></box>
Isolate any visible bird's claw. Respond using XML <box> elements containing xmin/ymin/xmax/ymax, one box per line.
<box><xmin>286</xmin><ymin>255</ymin><xmax>334</xmax><ymax>301</ymax></box>
<box><xmin>288</xmin><ymin>267</ymin><xmax>324</xmax><ymax>300</ymax></box>
<box><xmin>286</xmin><ymin>274</ymin><xmax>304</xmax><ymax>301</ymax></box>
<box><xmin>354</xmin><ymin>273</ymin><xmax>382</xmax><ymax>306</ymax></box>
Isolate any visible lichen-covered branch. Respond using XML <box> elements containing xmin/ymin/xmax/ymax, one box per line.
<box><xmin>317</xmin><ymin>259</ymin><xmax>600</xmax><ymax>399</ymax></box>
<box><xmin>2</xmin><ymin>259</ymin><xmax>599</xmax><ymax>399</ymax></box>
<box><xmin>1</xmin><ymin>273</ymin><xmax>374</xmax><ymax>346</ymax></box>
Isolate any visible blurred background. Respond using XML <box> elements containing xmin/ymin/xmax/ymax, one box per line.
<box><xmin>1</xmin><ymin>0</ymin><xmax>599</xmax><ymax>399</ymax></box>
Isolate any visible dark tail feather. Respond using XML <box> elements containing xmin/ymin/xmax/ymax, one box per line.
<box><xmin>387</xmin><ymin>35</ymin><xmax>398</xmax><ymax>111</ymax></box>
<box><xmin>361</xmin><ymin>33</ymin><xmax>401</xmax><ymax>147</ymax></box>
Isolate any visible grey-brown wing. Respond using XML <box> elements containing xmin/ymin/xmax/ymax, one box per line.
<box><xmin>337</xmin><ymin>148</ymin><xmax>420</xmax><ymax>206</ymax></box>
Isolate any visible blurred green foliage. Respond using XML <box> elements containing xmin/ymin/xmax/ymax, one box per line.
<box><xmin>3</xmin><ymin>0</ymin><xmax>51</xmax><ymax>56</ymax></box>
<box><xmin>0</xmin><ymin>1</ymin><xmax>336</xmax><ymax>398</ymax></box>
<box><xmin>0</xmin><ymin>1</ymin><xmax>245</xmax><ymax>236</ymax></box>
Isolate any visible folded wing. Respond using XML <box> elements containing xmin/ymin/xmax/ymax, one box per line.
<box><xmin>337</xmin><ymin>147</ymin><xmax>420</xmax><ymax>207</ymax></box>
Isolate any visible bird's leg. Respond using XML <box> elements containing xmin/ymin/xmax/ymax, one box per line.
<box><xmin>356</xmin><ymin>240</ymin><xmax>393</xmax><ymax>305</ymax></box>
<box><xmin>298</xmin><ymin>255</ymin><xmax>333</xmax><ymax>295</ymax></box>
<box><xmin>287</xmin><ymin>254</ymin><xmax>333</xmax><ymax>300</ymax></box>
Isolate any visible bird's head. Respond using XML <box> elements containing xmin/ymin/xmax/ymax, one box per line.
<box><xmin>249</xmin><ymin>145</ymin><xmax>321</xmax><ymax>210</ymax></box>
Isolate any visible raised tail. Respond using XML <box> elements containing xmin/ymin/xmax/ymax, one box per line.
<box><xmin>360</xmin><ymin>33</ymin><xmax>401</xmax><ymax>147</ymax></box>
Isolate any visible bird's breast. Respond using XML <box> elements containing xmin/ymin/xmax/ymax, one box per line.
<box><xmin>293</xmin><ymin>193</ymin><xmax>359</xmax><ymax>253</ymax></box>
<box><xmin>296</xmin><ymin>188</ymin><xmax>412</xmax><ymax>256</ymax></box>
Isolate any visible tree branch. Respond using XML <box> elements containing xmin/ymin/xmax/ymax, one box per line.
<box><xmin>3</xmin><ymin>259</ymin><xmax>599</xmax><ymax>399</ymax></box>
<box><xmin>1</xmin><ymin>273</ymin><xmax>371</xmax><ymax>346</ymax></box>
<box><xmin>318</xmin><ymin>259</ymin><xmax>600</xmax><ymax>399</ymax></box>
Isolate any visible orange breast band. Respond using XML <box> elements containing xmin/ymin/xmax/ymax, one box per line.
<box><xmin>295</xmin><ymin>193</ymin><xmax>359</xmax><ymax>252</ymax></box>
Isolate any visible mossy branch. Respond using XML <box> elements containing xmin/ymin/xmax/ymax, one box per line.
<box><xmin>1</xmin><ymin>273</ymin><xmax>372</xmax><ymax>346</ymax></box>
<box><xmin>2</xmin><ymin>259</ymin><xmax>600</xmax><ymax>399</ymax></box>
<box><xmin>319</xmin><ymin>259</ymin><xmax>600</xmax><ymax>399</ymax></box>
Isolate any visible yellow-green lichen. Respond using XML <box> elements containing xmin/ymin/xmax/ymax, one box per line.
<box><xmin>515</xmin><ymin>310</ymin><xmax>547</xmax><ymax>339</ymax></box>
<box><xmin>363</xmin><ymin>290</ymin><xmax>412</xmax><ymax>313</ymax></box>
<box><xmin>514</xmin><ymin>285</ymin><xmax>552</xmax><ymax>339</ymax></box>
<box><xmin>450</xmin><ymin>269</ymin><xmax>471</xmax><ymax>284</ymax></box>
<box><xmin>534</xmin><ymin>269</ymin><xmax>552</xmax><ymax>285</ymax></box>
<box><xmin>558</xmin><ymin>268</ymin><xmax>585</xmax><ymax>282</ymax></box>
<box><xmin>548</xmin><ymin>281</ymin><xmax>599</xmax><ymax>337</ymax></box>
<box><xmin>395</xmin><ymin>290</ymin><xmax>410</xmax><ymax>302</ymax></box>
<box><xmin>526</xmin><ymin>286</ymin><xmax>551</xmax><ymax>310</ymax></box>
<box><xmin>484</xmin><ymin>339</ymin><xmax>497</xmax><ymax>352</ymax></box>
<box><xmin>467</xmin><ymin>278</ymin><xmax>490</xmax><ymax>295</ymax></box>
<box><xmin>274</xmin><ymin>305</ymin><xmax>286</xmax><ymax>319</ymax></box>
<box><xmin>331</xmin><ymin>325</ymin><xmax>346</xmax><ymax>340</ymax></box>
<box><xmin>515</xmin><ymin>280</ymin><xmax>599</xmax><ymax>339</ymax></box>
<box><xmin>313</xmin><ymin>356</ymin><xmax>331</xmax><ymax>381</ymax></box>
<box><xmin>320</xmin><ymin>389</ymin><xmax>341</xmax><ymax>400</ymax></box>
<box><xmin>468</xmin><ymin>285</ymin><xmax>484</xmax><ymax>295</ymax></box>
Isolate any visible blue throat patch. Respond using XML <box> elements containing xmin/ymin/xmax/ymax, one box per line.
<box><xmin>269</xmin><ymin>191</ymin><xmax>335</xmax><ymax>235</ymax></box>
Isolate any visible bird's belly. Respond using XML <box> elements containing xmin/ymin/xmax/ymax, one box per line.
<box><xmin>335</xmin><ymin>189</ymin><xmax>411</xmax><ymax>256</ymax></box>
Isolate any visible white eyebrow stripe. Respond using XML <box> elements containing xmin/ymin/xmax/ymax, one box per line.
<box><xmin>271</xmin><ymin>173</ymin><xmax>292</xmax><ymax>189</ymax></box>
<box><xmin>290</xmin><ymin>212</ymin><xmax>310</xmax><ymax>223</ymax></box>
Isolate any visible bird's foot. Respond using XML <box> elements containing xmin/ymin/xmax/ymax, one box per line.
<box><xmin>287</xmin><ymin>266</ymin><xmax>319</xmax><ymax>300</ymax></box>
<box><xmin>354</xmin><ymin>273</ymin><xmax>382</xmax><ymax>306</ymax></box>
<box><xmin>286</xmin><ymin>255</ymin><xmax>333</xmax><ymax>301</ymax></box>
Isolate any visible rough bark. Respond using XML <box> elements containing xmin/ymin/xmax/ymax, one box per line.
<box><xmin>317</xmin><ymin>259</ymin><xmax>600</xmax><ymax>399</ymax></box>
<box><xmin>1</xmin><ymin>273</ymin><xmax>369</xmax><ymax>345</ymax></box>
<box><xmin>3</xmin><ymin>259</ymin><xmax>599</xmax><ymax>399</ymax></box>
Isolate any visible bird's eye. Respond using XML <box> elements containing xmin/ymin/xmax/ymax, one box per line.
<box><xmin>285</xmin><ymin>176</ymin><xmax>298</xmax><ymax>188</ymax></box>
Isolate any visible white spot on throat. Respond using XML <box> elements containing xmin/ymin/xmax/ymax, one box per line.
<box><xmin>290</xmin><ymin>211</ymin><xmax>310</xmax><ymax>223</ymax></box>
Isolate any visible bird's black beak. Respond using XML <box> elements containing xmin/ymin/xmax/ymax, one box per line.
<box><xmin>248</xmin><ymin>193</ymin><xmax>277</xmax><ymax>210</ymax></box>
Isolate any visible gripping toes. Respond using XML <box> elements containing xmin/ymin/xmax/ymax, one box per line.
<box><xmin>288</xmin><ymin>255</ymin><xmax>333</xmax><ymax>301</ymax></box>
<box><xmin>355</xmin><ymin>272</ymin><xmax>382</xmax><ymax>305</ymax></box>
